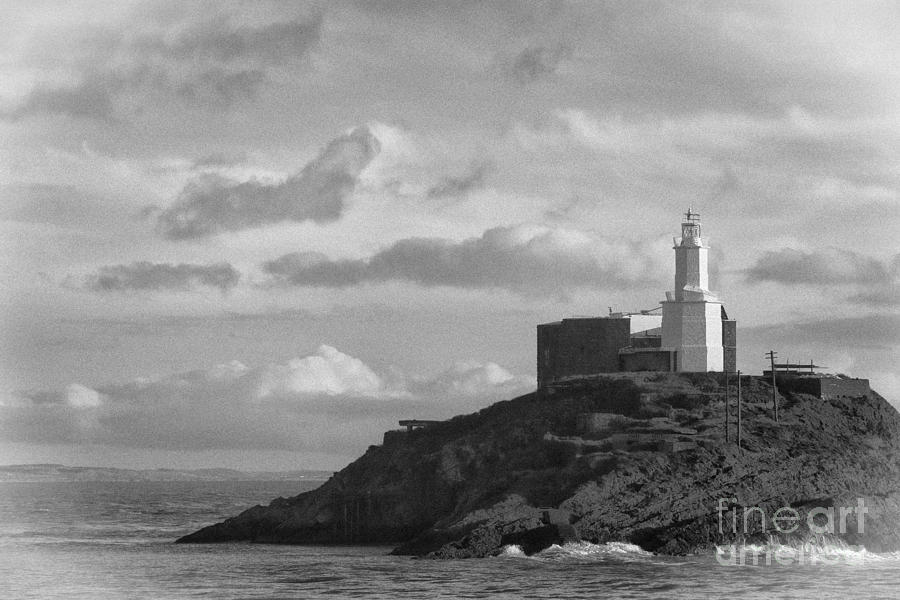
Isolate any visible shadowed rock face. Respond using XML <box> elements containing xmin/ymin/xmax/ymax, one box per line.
<box><xmin>177</xmin><ymin>374</ymin><xmax>900</xmax><ymax>557</ymax></box>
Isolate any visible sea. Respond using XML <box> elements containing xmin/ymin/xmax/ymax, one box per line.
<box><xmin>2</xmin><ymin>480</ymin><xmax>899</xmax><ymax>600</ymax></box>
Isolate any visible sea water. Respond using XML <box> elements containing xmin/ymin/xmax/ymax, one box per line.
<box><xmin>1</xmin><ymin>480</ymin><xmax>899</xmax><ymax>599</ymax></box>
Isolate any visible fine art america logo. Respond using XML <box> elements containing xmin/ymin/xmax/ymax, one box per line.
<box><xmin>715</xmin><ymin>497</ymin><xmax>869</xmax><ymax>566</ymax></box>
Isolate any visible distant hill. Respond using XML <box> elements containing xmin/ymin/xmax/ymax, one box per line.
<box><xmin>178</xmin><ymin>372</ymin><xmax>900</xmax><ymax>556</ymax></box>
<box><xmin>0</xmin><ymin>463</ymin><xmax>332</xmax><ymax>483</ymax></box>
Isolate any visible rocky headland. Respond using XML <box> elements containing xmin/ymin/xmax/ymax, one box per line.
<box><xmin>177</xmin><ymin>373</ymin><xmax>900</xmax><ymax>557</ymax></box>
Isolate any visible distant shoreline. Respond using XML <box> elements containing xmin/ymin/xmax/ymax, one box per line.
<box><xmin>0</xmin><ymin>463</ymin><xmax>332</xmax><ymax>483</ymax></box>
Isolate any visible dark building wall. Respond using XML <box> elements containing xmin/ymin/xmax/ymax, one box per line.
<box><xmin>820</xmin><ymin>378</ymin><xmax>870</xmax><ymax>399</ymax></box>
<box><xmin>630</xmin><ymin>336</ymin><xmax>663</xmax><ymax>349</ymax></box>
<box><xmin>722</xmin><ymin>319</ymin><xmax>737</xmax><ymax>373</ymax></box>
<box><xmin>536</xmin><ymin>323</ymin><xmax>560</xmax><ymax>388</ymax></box>
<box><xmin>382</xmin><ymin>430</ymin><xmax>406</xmax><ymax>446</ymax></box>
<box><xmin>537</xmin><ymin>318</ymin><xmax>630</xmax><ymax>387</ymax></box>
<box><xmin>780</xmin><ymin>376</ymin><xmax>870</xmax><ymax>399</ymax></box>
<box><xmin>620</xmin><ymin>350</ymin><xmax>674</xmax><ymax>372</ymax></box>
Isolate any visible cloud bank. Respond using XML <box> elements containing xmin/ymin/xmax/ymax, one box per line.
<box><xmin>745</xmin><ymin>248</ymin><xmax>899</xmax><ymax>306</ymax></box>
<box><xmin>6</xmin><ymin>13</ymin><xmax>323</xmax><ymax>120</ymax></box>
<box><xmin>262</xmin><ymin>224</ymin><xmax>657</xmax><ymax>295</ymax></box>
<box><xmin>0</xmin><ymin>346</ymin><xmax>533</xmax><ymax>459</ymax></box>
<box><xmin>85</xmin><ymin>261</ymin><xmax>239</xmax><ymax>292</ymax></box>
<box><xmin>745</xmin><ymin>248</ymin><xmax>897</xmax><ymax>286</ymax></box>
<box><xmin>155</xmin><ymin>127</ymin><xmax>380</xmax><ymax>239</ymax></box>
<box><xmin>147</xmin><ymin>14</ymin><xmax>323</xmax><ymax>64</ymax></box>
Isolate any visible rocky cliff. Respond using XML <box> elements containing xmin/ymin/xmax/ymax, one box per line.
<box><xmin>177</xmin><ymin>373</ymin><xmax>900</xmax><ymax>556</ymax></box>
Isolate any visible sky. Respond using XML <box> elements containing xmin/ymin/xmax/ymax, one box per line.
<box><xmin>0</xmin><ymin>0</ymin><xmax>898</xmax><ymax>471</ymax></box>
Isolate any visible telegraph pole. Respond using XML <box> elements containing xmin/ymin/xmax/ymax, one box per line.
<box><xmin>737</xmin><ymin>370</ymin><xmax>742</xmax><ymax>454</ymax></box>
<box><xmin>766</xmin><ymin>350</ymin><xmax>779</xmax><ymax>422</ymax></box>
<box><xmin>724</xmin><ymin>371</ymin><xmax>730</xmax><ymax>443</ymax></box>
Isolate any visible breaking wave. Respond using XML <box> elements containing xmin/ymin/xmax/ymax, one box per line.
<box><xmin>498</xmin><ymin>540</ymin><xmax>653</xmax><ymax>561</ymax></box>
<box><xmin>498</xmin><ymin>544</ymin><xmax>526</xmax><ymax>557</ymax></box>
<box><xmin>499</xmin><ymin>536</ymin><xmax>900</xmax><ymax>566</ymax></box>
<box><xmin>715</xmin><ymin>535</ymin><xmax>900</xmax><ymax>565</ymax></box>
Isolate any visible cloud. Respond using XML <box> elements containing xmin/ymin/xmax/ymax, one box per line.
<box><xmin>745</xmin><ymin>248</ymin><xmax>898</xmax><ymax>286</ymax></box>
<box><xmin>151</xmin><ymin>14</ymin><xmax>323</xmax><ymax>64</ymax></box>
<box><xmin>849</xmin><ymin>285</ymin><xmax>900</xmax><ymax>307</ymax></box>
<box><xmin>0</xmin><ymin>346</ymin><xmax>532</xmax><ymax>456</ymax></box>
<box><xmin>4</xmin><ymin>73</ymin><xmax>121</xmax><ymax>121</ymax></box>
<box><xmin>5</xmin><ymin>13</ymin><xmax>323</xmax><ymax>119</ymax></box>
<box><xmin>743</xmin><ymin>314</ymin><xmax>900</xmax><ymax>353</ymax></box>
<box><xmin>411</xmin><ymin>361</ymin><xmax>535</xmax><ymax>399</ymax></box>
<box><xmin>154</xmin><ymin>127</ymin><xmax>380</xmax><ymax>239</ymax></box>
<box><xmin>174</xmin><ymin>67</ymin><xmax>266</xmax><ymax>108</ymax></box>
<box><xmin>262</xmin><ymin>224</ymin><xmax>657</xmax><ymax>295</ymax></box>
<box><xmin>257</xmin><ymin>345</ymin><xmax>386</xmax><ymax>398</ymax></box>
<box><xmin>426</xmin><ymin>161</ymin><xmax>492</xmax><ymax>199</ymax></box>
<box><xmin>4</xmin><ymin>81</ymin><xmax>107</xmax><ymax>123</ymax></box>
<box><xmin>65</xmin><ymin>383</ymin><xmax>104</xmax><ymax>408</ymax></box>
<box><xmin>572</xmin><ymin>3</ymin><xmax>896</xmax><ymax>117</ymax></box>
<box><xmin>84</xmin><ymin>261</ymin><xmax>240</xmax><ymax>293</ymax></box>
<box><xmin>508</xmin><ymin>45</ymin><xmax>572</xmax><ymax>83</ymax></box>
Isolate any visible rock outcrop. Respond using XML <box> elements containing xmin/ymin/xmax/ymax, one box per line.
<box><xmin>177</xmin><ymin>373</ymin><xmax>900</xmax><ymax>557</ymax></box>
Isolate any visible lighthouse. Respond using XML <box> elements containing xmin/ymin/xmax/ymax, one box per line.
<box><xmin>536</xmin><ymin>208</ymin><xmax>735</xmax><ymax>387</ymax></box>
<box><xmin>660</xmin><ymin>208</ymin><xmax>724</xmax><ymax>372</ymax></box>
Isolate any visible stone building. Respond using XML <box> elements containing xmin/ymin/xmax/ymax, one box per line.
<box><xmin>762</xmin><ymin>363</ymin><xmax>870</xmax><ymax>400</ymax></box>
<box><xmin>537</xmin><ymin>210</ymin><xmax>736</xmax><ymax>387</ymax></box>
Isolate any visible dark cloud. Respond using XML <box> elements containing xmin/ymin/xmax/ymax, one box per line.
<box><xmin>3</xmin><ymin>73</ymin><xmax>120</xmax><ymax>121</ymax></box>
<box><xmin>745</xmin><ymin>248</ymin><xmax>896</xmax><ymax>286</ymax></box>
<box><xmin>85</xmin><ymin>261</ymin><xmax>240</xmax><ymax>293</ymax></box>
<box><xmin>849</xmin><ymin>286</ymin><xmax>900</xmax><ymax>308</ymax></box>
<box><xmin>262</xmin><ymin>224</ymin><xmax>653</xmax><ymax>295</ymax></box>
<box><xmin>742</xmin><ymin>314</ymin><xmax>900</xmax><ymax>353</ymax></box>
<box><xmin>848</xmin><ymin>255</ymin><xmax>900</xmax><ymax>306</ymax></box>
<box><xmin>175</xmin><ymin>68</ymin><xmax>265</xmax><ymax>107</ymax></box>
<box><xmin>7</xmin><ymin>14</ymin><xmax>322</xmax><ymax>120</ymax></box>
<box><xmin>158</xmin><ymin>15</ymin><xmax>323</xmax><ymax>64</ymax></box>
<box><xmin>509</xmin><ymin>44</ymin><xmax>572</xmax><ymax>83</ymax></box>
<box><xmin>426</xmin><ymin>161</ymin><xmax>493</xmax><ymax>199</ymax></box>
<box><xmin>155</xmin><ymin>127</ymin><xmax>380</xmax><ymax>239</ymax></box>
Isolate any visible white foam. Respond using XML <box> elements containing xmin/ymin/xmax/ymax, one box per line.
<box><xmin>498</xmin><ymin>544</ymin><xmax>525</xmax><ymax>557</ymax></box>
<box><xmin>496</xmin><ymin>540</ymin><xmax>654</xmax><ymax>561</ymax></box>
<box><xmin>537</xmin><ymin>540</ymin><xmax>653</xmax><ymax>560</ymax></box>
<box><xmin>715</xmin><ymin>535</ymin><xmax>900</xmax><ymax>566</ymax></box>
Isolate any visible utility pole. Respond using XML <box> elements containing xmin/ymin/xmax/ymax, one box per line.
<box><xmin>766</xmin><ymin>350</ymin><xmax>779</xmax><ymax>422</ymax></box>
<box><xmin>737</xmin><ymin>370</ymin><xmax>742</xmax><ymax>454</ymax></box>
<box><xmin>724</xmin><ymin>371</ymin><xmax>730</xmax><ymax>443</ymax></box>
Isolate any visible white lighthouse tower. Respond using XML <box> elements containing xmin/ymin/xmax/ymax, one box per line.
<box><xmin>660</xmin><ymin>208</ymin><xmax>724</xmax><ymax>372</ymax></box>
